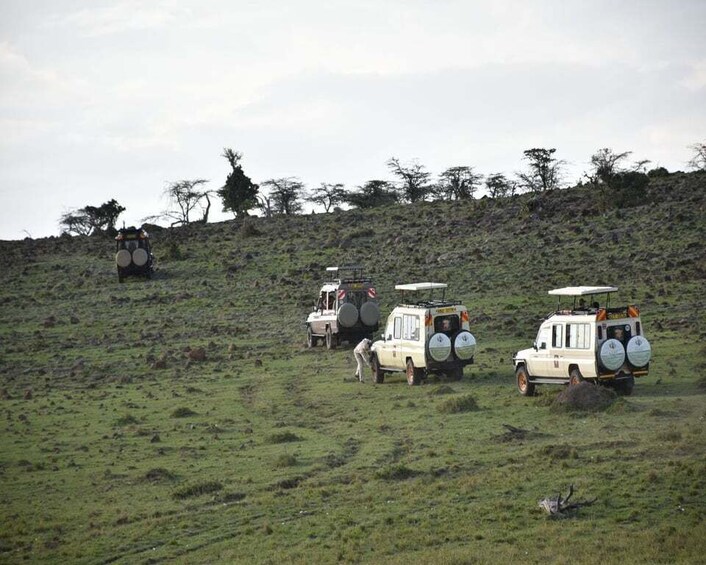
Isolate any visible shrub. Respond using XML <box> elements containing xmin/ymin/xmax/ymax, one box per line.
<box><xmin>267</xmin><ymin>431</ymin><xmax>301</xmax><ymax>444</ymax></box>
<box><xmin>171</xmin><ymin>407</ymin><xmax>197</xmax><ymax>418</ymax></box>
<box><xmin>173</xmin><ymin>480</ymin><xmax>223</xmax><ymax>500</ymax></box>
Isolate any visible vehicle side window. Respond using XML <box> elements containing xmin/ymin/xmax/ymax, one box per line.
<box><xmin>402</xmin><ymin>314</ymin><xmax>420</xmax><ymax>341</ymax></box>
<box><xmin>552</xmin><ymin>324</ymin><xmax>563</xmax><ymax>348</ymax></box>
<box><xmin>393</xmin><ymin>317</ymin><xmax>402</xmax><ymax>339</ymax></box>
<box><xmin>537</xmin><ymin>328</ymin><xmax>549</xmax><ymax>349</ymax></box>
<box><xmin>597</xmin><ymin>326</ymin><xmax>603</xmax><ymax>341</ymax></box>
<box><xmin>566</xmin><ymin>323</ymin><xmax>591</xmax><ymax>349</ymax></box>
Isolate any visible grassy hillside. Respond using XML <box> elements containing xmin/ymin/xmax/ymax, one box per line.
<box><xmin>1</xmin><ymin>172</ymin><xmax>705</xmax><ymax>564</ymax></box>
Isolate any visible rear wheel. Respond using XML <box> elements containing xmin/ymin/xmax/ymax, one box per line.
<box><xmin>325</xmin><ymin>327</ymin><xmax>337</xmax><ymax>350</ymax></box>
<box><xmin>371</xmin><ymin>354</ymin><xmax>385</xmax><ymax>384</ymax></box>
<box><xmin>616</xmin><ymin>375</ymin><xmax>635</xmax><ymax>396</ymax></box>
<box><xmin>516</xmin><ymin>365</ymin><xmax>535</xmax><ymax>396</ymax></box>
<box><xmin>406</xmin><ymin>359</ymin><xmax>422</xmax><ymax>386</ymax></box>
<box><xmin>306</xmin><ymin>326</ymin><xmax>315</xmax><ymax>348</ymax></box>
<box><xmin>447</xmin><ymin>366</ymin><xmax>463</xmax><ymax>381</ymax></box>
<box><xmin>569</xmin><ymin>368</ymin><xmax>584</xmax><ymax>386</ymax></box>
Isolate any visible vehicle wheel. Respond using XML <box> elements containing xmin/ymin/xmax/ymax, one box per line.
<box><xmin>447</xmin><ymin>366</ymin><xmax>463</xmax><ymax>381</ymax></box>
<box><xmin>616</xmin><ymin>376</ymin><xmax>635</xmax><ymax>396</ymax></box>
<box><xmin>371</xmin><ymin>354</ymin><xmax>385</xmax><ymax>384</ymax></box>
<box><xmin>406</xmin><ymin>359</ymin><xmax>421</xmax><ymax>386</ymax></box>
<box><xmin>569</xmin><ymin>368</ymin><xmax>584</xmax><ymax>387</ymax></box>
<box><xmin>516</xmin><ymin>365</ymin><xmax>535</xmax><ymax>396</ymax></box>
<box><xmin>306</xmin><ymin>326</ymin><xmax>315</xmax><ymax>349</ymax></box>
<box><xmin>325</xmin><ymin>327</ymin><xmax>337</xmax><ymax>350</ymax></box>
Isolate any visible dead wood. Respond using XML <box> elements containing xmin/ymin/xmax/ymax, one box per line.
<box><xmin>538</xmin><ymin>484</ymin><xmax>597</xmax><ymax>516</ymax></box>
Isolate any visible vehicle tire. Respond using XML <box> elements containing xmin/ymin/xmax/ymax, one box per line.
<box><xmin>447</xmin><ymin>366</ymin><xmax>463</xmax><ymax>381</ymax></box>
<box><xmin>360</xmin><ymin>301</ymin><xmax>380</xmax><ymax>327</ymax></box>
<box><xmin>371</xmin><ymin>354</ymin><xmax>385</xmax><ymax>384</ymax></box>
<box><xmin>337</xmin><ymin>303</ymin><xmax>359</xmax><ymax>328</ymax></box>
<box><xmin>115</xmin><ymin>249</ymin><xmax>132</xmax><ymax>268</ymax></box>
<box><xmin>516</xmin><ymin>365</ymin><xmax>535</xmax><ymax>396</ymax></box>
<box><xmin>132</xmin><ymin>248</ymin><xmax>148</xmax><ymax>267</ymax></box>
<box><xmin>325</xmin><ymin>327</ymin><xmax>337</xmax><ymax>350</ymax></box>
<box><xmin>406</xmin><ymin>359</ymin><xmax>421</xmax><ymax>386</ymax></box>
<box><xmin>306</xmin><ymin>326</ymin><xmax>315</xmax><ymax>349</ymax></box>
<box><xmin>569</xmin><ymin>368</ymin><xmax>584</xmax><ymax>387</ymax></box>
<box><xmin>616</xmin><ymin>376</ymin><xmax>635</xmax><ymax>396</ymax></box>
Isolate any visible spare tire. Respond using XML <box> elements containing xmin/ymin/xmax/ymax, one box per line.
<box><xmin>599</xmin><ymin>339</ymin><xmax>626</xmax><ymax>371</ymax></box>
<box><xmin>626</xmin><ymin>336</ymin><xmax>651</xmax><ymax>367</ymax></box>
<box><xmin>132</xmin><ymin>248</ymin><xmax>148</xmax><ymax>267</ymax></box>
<box><xmin>337</xmin><ymin>302</ymin><xmax>359</xmax><ymax>328</ymax></box>
<box><xmin>428</xmin><ymin>332</ymin><xmax>452</xmax><ymax>362</ymax></box>
<box><xmin>360</xmin><ymin>301</ymin><xmax>380</xmax><ymax>326</ymax></box>
<box><xmin>115</xmin><ymin>249</ymin><xmax>132</xmax><ymax>268</ymax></box>
<box><xmin>453</xmin><ymin>331</ymin><xmax>476</xmax><ymax>360</ymax></box>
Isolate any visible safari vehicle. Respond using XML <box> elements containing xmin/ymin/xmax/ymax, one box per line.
<box><xmin>115</xmin><ymin>226</ymin><xmax>155</xmax><ymax>282</ymax></box>
<box><xmin>370</xmin><ymin>283</ymin><xmax>477</xmax><ymax>385</ymax></box>
<box><xmin>513</xmin><ymin>286</ymin><xmax>651</xmax><ymax>396</ymax></box>
<box><xmin>305</xmin><ymin>265</ymin><xmax>380</xmax><ymax>349</ymax></box>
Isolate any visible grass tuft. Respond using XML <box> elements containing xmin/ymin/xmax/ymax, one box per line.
<box><xmin>172</xmin><ymin>480</ymin><xmax>223</xmax><ymax>500</ymax></box>
<box><xmin>437</xmin><ymin>394</ymin><xmax>479</xmax><ymax>413</ymax></box>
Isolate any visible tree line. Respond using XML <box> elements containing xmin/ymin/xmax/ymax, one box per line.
<box><xmin>59</xmin><ymin>142</ymin><xmax>706</xmax><ymax>235</ymax></box>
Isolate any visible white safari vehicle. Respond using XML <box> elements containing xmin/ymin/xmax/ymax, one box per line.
<box><xmin>370</xmin><ymin>283</ymin><xmax>477</xmax><ymax>385</ymax></box>
<box><xmin>513</xmin><ymin>286</ymin><xmax>651</xmax><ymax>396</ymax></box>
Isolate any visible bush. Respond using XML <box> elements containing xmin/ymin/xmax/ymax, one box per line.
<box><xmin>173</xmin><ymin>480</ymin><xmax>223</xmax><ymax>500</ymax></box>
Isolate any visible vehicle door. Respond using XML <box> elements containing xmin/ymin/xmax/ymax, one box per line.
<box><xmin>310</xmin><ymin>290</ymin><xmax>332</xmax><ymax>334</ymax></box>
<box><xmin>378</xmin><ymin>314</ymin><xmax>402</xmax><ymax>369</ymax></box>
<box><xmin>529</xmin><ymin>324</ymin><xmax>552</xmax><ymax>376</ymax></box>
<box><xmin>546</xmin><ymin>323</ymin><xmax>566</xmax><ymax>378</ymax></box>
<box><xmin>397</xmin><ymin>313</ymin><xmax>422</xmax><ymax>367</ymax></box>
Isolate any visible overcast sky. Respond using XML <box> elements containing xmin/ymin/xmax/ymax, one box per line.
<box><xmin>1</xmin><ymin>0</ymin><xmax>704</xmax><ymax>240</ymax></box>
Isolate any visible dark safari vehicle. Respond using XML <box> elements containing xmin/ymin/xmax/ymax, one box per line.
<box><xmin>115</xmin><ymin>226</ymin><xmax>155</xmax><ymax>282</ymax></box>
<box><xmin>306</xmin><ymin>265</ymin><xmax>380</xmax><ymax>349</ymax></box>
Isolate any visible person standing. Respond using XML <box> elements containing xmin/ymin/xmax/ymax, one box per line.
<box><xmin>353</xmin><ymin>338</ymin><xmax>372</xmax><ymax>382</ymax></box>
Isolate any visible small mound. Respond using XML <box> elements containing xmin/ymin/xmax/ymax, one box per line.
<box><xmin>429</xmin><ymin>385</ymin><xmax>457</xmax><ymax>396</ymax></box>
<box><xmin>552</xmin><ymin>381</ymin><xmax>617</xmax><ymax>412</ymax></box>
<box><xmin>437</xmin><ymin>394</ymin><xmax>479</xmax><ymax>414</ymax></box>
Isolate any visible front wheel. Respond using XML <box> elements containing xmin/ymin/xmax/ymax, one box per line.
<box><xmin>306</xmin><ymin>326</ymin><xmax>315</xmax><ymax>348</ymax></box>
<box><xmin>516</xmin><ymin>365</ymin><xmax>535</xmax><ymax>396</ymax></box>
<box><xmin>325</xmin><ymin>327</ymin><xmax>337</xmax><ymax>350</ymax></box>
<box><xmin>406</xmin><ymin>359</ymin><xmax>422</xmax><ymax>386</ymax></box>
<box><xmin>371</xmin><ymin>354</ymin><xmax>385</xmax><ymax>384</ymax></box>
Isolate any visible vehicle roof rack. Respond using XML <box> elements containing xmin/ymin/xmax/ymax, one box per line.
<box><xmin>548</xmin><ymin>286</ymin><xmax>618</xmax><ymax>296</ymax></box>
<box><xmin>325</xmin><ymin>265</ymin><xmax>371</xmax><ymax>284</ymax></box>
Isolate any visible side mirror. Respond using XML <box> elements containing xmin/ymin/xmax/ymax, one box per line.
<box><xmin>533</xmin><ymin>341</ymin><xmax>538</xmax><ymax>351</ymax></box>
<box><xmin>540</xmin><ymin>342</ymin><xmax>547</xmax><ymax>350</ymax></box>
<box><xmin>386</xmin><ymin>334</ymin><xmax>392</xmax><ymax>341</ymax></box>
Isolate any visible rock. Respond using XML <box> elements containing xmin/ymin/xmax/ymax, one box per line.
<box><xmin>188</xmin><ymin>348</ymin><xmax>206</xmax><ymax>362</ymax></box>
<box><xmin>23</xmin><ymin>388</ymin><xmax>33</xmax><ymax>400</ymax></box>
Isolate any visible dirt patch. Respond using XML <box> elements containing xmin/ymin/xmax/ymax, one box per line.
<box><xmin>552</xmin><ymin>381</ymin><xmax>617</xmax><ymax>413</ymax></box>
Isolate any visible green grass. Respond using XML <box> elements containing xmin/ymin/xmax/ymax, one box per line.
<box><xmin>0</xmin><ymin>172</ymin><xmax>705</xmax><ymax>563</ymax></box>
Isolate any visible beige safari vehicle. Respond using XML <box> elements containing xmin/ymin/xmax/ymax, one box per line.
<box><xmin>370</xmin><ymin>283</ymin><xmax>477</xmax><ymax>385</ymax></box>
<box><xmin>513</xmin><ymin>286</ymin><xmax>651</xmax><ymax>396</ymax></box>
<box><xmin>305</xmin><ymin>265</ymin><xmax>380</xmax><ymax>349</ymax></box>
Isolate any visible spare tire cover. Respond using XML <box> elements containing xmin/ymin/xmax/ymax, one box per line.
<box><xmin>599</xmin><ymin>339</ymin><xmax>626</xmax><ymax>371</ymax></box>
<box><xmin>337</xmin><ymin>302</ymin><xmax>359</xmax><ymax>328</ymax></box>
<box><xmin>360</xmin><ymin>301</ymin><xmax>380</xmax><ymax>326</ymax></box>
<box><xmin>454</xmin><ymin>331</ymin><xmax>476</xmax><ymax>360</ymax></box>
<box><xmin>626</xmin><ymin>336</ymin><xmax>651</xmax><ymax>367</ymax></box>
<box><xmin>116</xmin><ymin>249</ymin><xmax>132</xmax><ymax>268</ymax></box>
<box><xmin>428</xmin><ymin>332</ymin><xmax>452</xmax><ymax>362</ymax></box>
<box><xmin>132</xmin><ymin>248</ymin><xmax>148</xmax><ymax>267</ymax></box>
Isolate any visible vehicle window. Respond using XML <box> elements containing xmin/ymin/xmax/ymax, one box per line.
<box><xmin>402</xmin><ymin>314</ymin><xmax>420</xmax><ymax>341</ymax></box>
<box><xmin>393</xmin><ymin>317</ymin><xmax>402</xmax><ymax>339</ymax></box>
<box><xmin>434</xmin><ymin>315</ymin><xmax>459</xmax><ymax>334</ymax></box>
<box><xmin>607</xmin><ymin>325</ymin><xmax>631</xmax><ymax>343</ymax></box>
<box><xmin>566</xmin><ymin>323</ymin><xmax>591</xmax><ymax>349</ymax></box>
<box><xmin>537</xmin><ymin>327</ymin><xmax>549</xmax><ymax>349</ymax></box>
<box><xmin>552</xmin><ymin>324</ymin><xmax>563</xmax><ymax>348</ymax></box>
<box><xmin>597</xmin><ymin>326</ymin><xmax>603</xmax><ymax>341</ymax></box>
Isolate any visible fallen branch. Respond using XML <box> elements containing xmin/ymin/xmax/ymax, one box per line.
<box><xmin>539</xmin><ymin>484</ymin><xmax>597</xmax><ymax>516</ymax></box>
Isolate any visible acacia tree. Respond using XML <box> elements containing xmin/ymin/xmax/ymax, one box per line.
<box><xmin>162</xmin><ymin>179</ymin><xmax>213</xmax><ymax>226</ymax></box>
<box><xmin>386</xmin><ymin>157</ymin><xmax>432</xmax><ymax>202</ymax></box>
<box><xmin>517</xmin><ymin>148</ymin><xmax>565</xmax><ymax>193</ymax></box>
<box><xmin>687</xmin><ymin>141</ymin><xmax>706</xmax><ymax>171</ymax></box>
<box><xmin>585</xmin><ymin>148</ymin><xmax>651</xmax><ymax>209</ymax></box>
<box><xmin>435</xmin><ymin>166</ymin><xmax>483</xmax><ymax>200</ymax></box>
<box><xmin>585</xmin><ymin>148</ymin><xmax>633</xmax><ymax>186</ymax></box>
<box><xmin>59</xmin><ymin>199</ymin><xmax>126</xmax><ymax>235</ymax></box>
<box><xmin>217</xmin><ymin>148</ymin><xmax>259</xmax><ymax>217</ymax></box>
<box><xmin>485</xmin><ymin>173</ymin><xmax>516</xmax><ymax>199</ymax></box>
<box><xmin>306</xmin><ymin>183</ymin><xmax>346</xmax><ymax>212</ymax></box>
<box><xmin>343</xmin><ymin>180</ymin><xmax>399</xmax><ymax>209</ymax></box>
<box><xmin>260</xmin><ymin>177</ymin><xmax>305</xmax><ymax>215</ymax></box>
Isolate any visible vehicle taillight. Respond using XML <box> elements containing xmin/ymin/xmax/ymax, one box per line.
<box><xmin>425</xmin><ymin>312</ymin><xmax>432</xmax><ymax>327</ymax></box>
<box><xmin>628</xmin><ymin>305</ymin><xmax>639</xmax><ymax>318</ymax></box>
<box><xmin>596</xmin><ymin>308</ymin><xmax>607</xmax><ymax>322</ymax></box>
